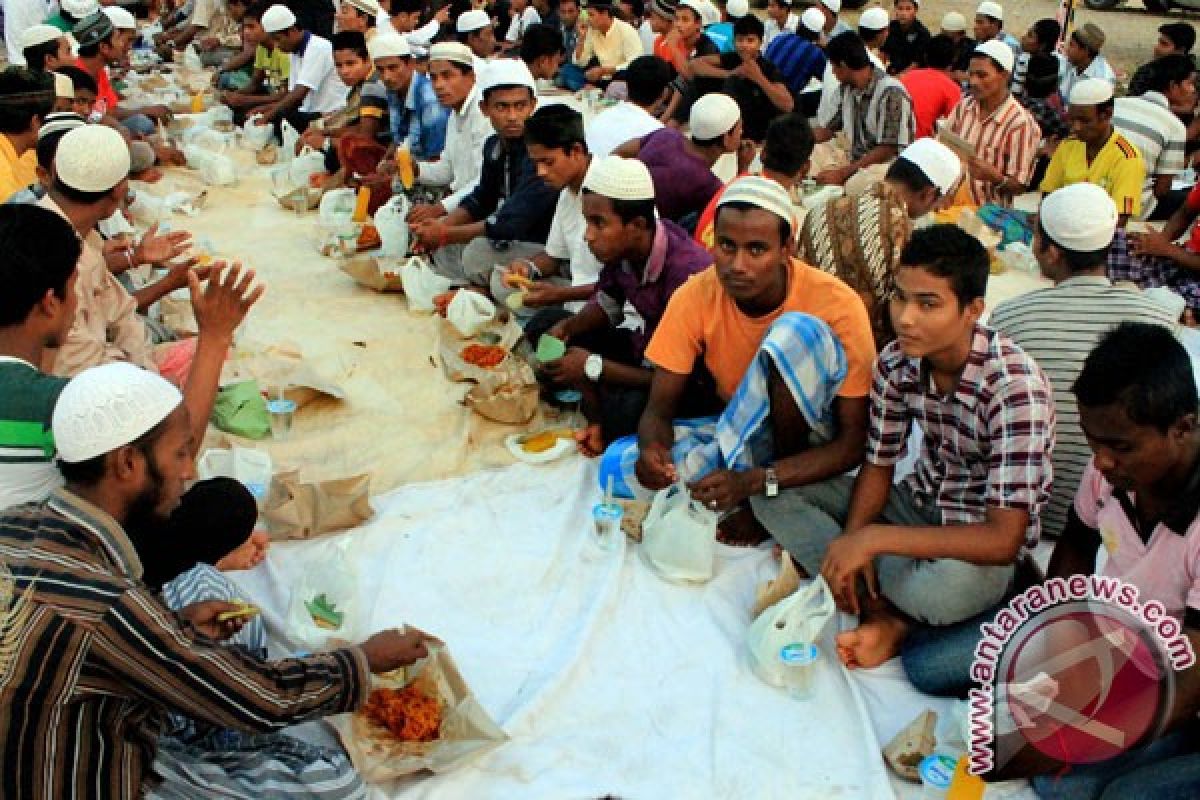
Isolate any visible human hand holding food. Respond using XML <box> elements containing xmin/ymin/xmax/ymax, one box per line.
<box><xmin>635</xmin><ymin>442</ymin><xmax>677</xmax><ymax>490</ymax></box>
<box><xmin>360</xmin><ymin>626</ymin><xmax>442</xmax><ymax>672</ymax></box>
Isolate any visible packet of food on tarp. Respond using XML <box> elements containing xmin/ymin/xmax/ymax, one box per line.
<box><xmin>264</xmin><ymin>468</ymin><xmax>372</xmax><ymax>541</ymax></box>
<box><xmin>340</xmin><ymin>255</ymin><xmax>404</xmax><ymax>293</ymax></box>
<box><xmin>464</xmin><ymin>359</ymin><xmax>539</xmax><ymax>424</ymax></box>
<box><xmin>436</xmin><ymin>314</ymin><xmax>523</xmax><ymax>383</ymax></box>
<box><xmin>330</xmin><ymin>645</ymin><xmax>508</xmax><ymax>781</ymax></box>
<box><xmin>225</xmin><ymin>343</ymin><xmax>349</xmax><ymax>409</ymax></box>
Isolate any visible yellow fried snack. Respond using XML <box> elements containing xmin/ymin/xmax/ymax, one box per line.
<box><xmin>520</xmin><ymin>431</ymin><xmax>559</xmax><ymax>453</ymax></box>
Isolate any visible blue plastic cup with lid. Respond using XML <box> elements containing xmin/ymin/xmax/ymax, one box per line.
<box><xmin>779</xmin><ymin>642</ymin><xmax>819</xmax><ymax>700</ymax></box>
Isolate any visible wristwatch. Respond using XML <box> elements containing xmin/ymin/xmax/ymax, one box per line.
<box><xmin>764</xmin><ymin>465</ymin><xmax>779</xmax><ymax>498</ymax></box>
<box><xmin>584</xmin><ymin>353</ymin><xmax>604</xmax><ymax>382</ymax></box>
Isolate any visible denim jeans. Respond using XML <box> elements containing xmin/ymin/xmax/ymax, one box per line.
<box><xmin>1030</xmin><ymin>723</ymin><xmax>1200</xmax><ymax>799</ymax></box>
<box><xmin>900</xmin><ymin>603</ymin><xmax>1004</xmax><ymax>697</ymax></box>
<box><xmin>750</xmin><ymin>475</ymin><xmax>1014</xmax><ymax>626</ymax></box>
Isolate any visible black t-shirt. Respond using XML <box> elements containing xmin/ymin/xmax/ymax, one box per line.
<box><xmin>882</xmin><ymin>19</ymin><xmax>931</xmax><ymax>74</ymax></box>
<box><xmin>715</xmin><ymin>52</ymin><xmax>787</xmax><ymax>142</ymax></box>
<box><xmin>952</xmin><ymin>35</ymin><xmax>978</xmax><ymax>73</ymax></box>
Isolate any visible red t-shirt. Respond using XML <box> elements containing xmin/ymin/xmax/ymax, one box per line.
<box><xmin>76</xmin><ymin>58</ymin><xmax>118</xmax><ymax>115</ymax></box>
<box><xmin>898</xmin><ymin>68</ymin><xmax>962</xmax><ymax>139</ymax></box>
<box><xmin>1187</xmin><ymin>182</ymin><xmax>1200</xmax><ymax>253</ymax></box>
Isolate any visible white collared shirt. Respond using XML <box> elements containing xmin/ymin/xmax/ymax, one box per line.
<box><xmin>417</xmin><ymin>82</ymin><xmax>495</xmax><ymax>212</ymax></box>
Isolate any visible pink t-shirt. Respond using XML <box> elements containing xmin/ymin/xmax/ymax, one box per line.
<box><xmin>1074</xmin><ymin>460</ymin><xmax>1200</xmax><ymax>618</ymax></box>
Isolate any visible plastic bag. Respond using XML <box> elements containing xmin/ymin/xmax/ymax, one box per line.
<box><xmin>446</xmin><ymin>290</ymin><xmax>496</xmax><ymax>337</ymax></box>
<box><xmin>183</xmin><ymin>145</ymin><xmax>238</xmax><ymax>186</ymax></box>
<box><xmin>401</xmin><ymin>256</ymin><xmax>453</xmax><ymax>313</ymax></box>
<box><xmin>211</xmin><ymin>380</ymin><xmax>270</xmax><ymax>439</ymax></box>
<box><xmin>639</xmin><ymin>483</ymin><xmax>718</xmax><ymax>584</ymax></box>
<box><xmin>290</xmin><ymin>146</ymin><xmax>327</xmax><ymax>187</ymax></box>
<box><xmin>243</xmin><ymin>118</ymin><xmax>274</xmax><ymax>150</ymax></box>
<box><xmin>285</xmin><ymin>537</ymin><xmax>362</xmax><ymax>651</ymax></box>
<box><xmin>746</xmin><ymin>576</ymin><xmax>835</xmax><ymax>687</ymax></box>
<box><xmin>374</xmin><ymin>194</ymin><xmax>411</xmax><ymax>257</ymax></box>
<box><xmin>280</xmin><ymin>119</ymin><xmax>300</xmax><ymax>163</ymax></box>
<box><xmin>182</xmin><ymin>44</ymin><xmax>203</xmax><ymax>71</ymax></box>
<box><xmin>197</xmin><ymin>446</ymin><xmax>274</xmax><ymax>504</ymax></box>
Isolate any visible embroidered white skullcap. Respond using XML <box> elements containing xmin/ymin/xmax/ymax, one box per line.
<box><xmin>429</xmin><ymin>42</ymin><xmax>475</xmax><ymax>66</ymax></box>
<box><xmin>479</xmin><ymin>58</ymin><xmax>536</xmax><ymax>93</ymax></box>
<box><xmin>583</xmin><ymin>156</ymin><xmax>655</xmax><ymax>201</ymax></box>
<box><xmin>343</xmin><ymin>0</ymin><xmax>382</xmax><ymax>16</ymax></box>
<box><xmin>858</xmin><ymin>7</ymin><xmax>889</xmax><ymax>32</ymax></box>
<box><xmin>261</xmin><ymin>4</ymin><xmax>297</xmax><ymax>33</ymax></box>
<box><xmin>898</xmin><ymin>138</ymin><xmax>962</xmax><ymax>195</ymax></box>
<box><xmin>717</xmin><ymin>176</ymin><xmax>796</xmax><ymax>234</ymax></box>
<box><xmin>62</xmin><ymin>0</ymin><xmax>100</xmax><ymax>17</ymax></box>
<box><xmin>1069</xmin><ymin>77</ymin><xmax>1114</xmax><ymax>106</ymax></box>
<box><xmin>1039</xmin><ymin>183</ymin><xmax>1116</xmax><ymax>252</ymax></box>
<box><xmin>368</xmin><ymin>33</ymin><xmax>411</xmax><ymax>60</ymax></box>
<box><xmin>457</xmin><ymin>9</ymin><xmax>491</xmax><ymax>32</ymax></box>
<box><xmin>102</xmin><ymin>6</ymin><xmax>137</xmax><ymax>30</ymax></box>
<box><xmin>55</xmin><ymin>125</ymin><xmax>130</xmax><ymax>193</ymax></box>
<box><xmin>52</xmin><ymin>72</ymin><xmax>75</xmax><ymax>99</ymax></box>
<box><xmin>800</xmin><ymin>7</ymin><xmax>825</xmax><ymax>34</ymax></box>
<box><xmin>820</xmin><ymin>0</ymin><xmax>841</xmax><ymax>13</ymax></box>
<box><xmin>976</xmin><ymin>1</ymin><xmax>1003</xmax><ymax>20</ymax></box>
<box><xmin>53</xmin><ymin>363</ymin><xmax>183</xmax><ymax>464</ymax></box>
<box><xmin>940</xmin><ymin>11</ymin><xmax>966</xmax><ymax>32</ymax></box>
<box><xmin>974</xmin><ymin>38</ymin><xmax>1015</xmax><ymax>73</ymax></box>
<box><xmin>20</xmin><ymin>24</ymin><xmax>64</xmax><ymax>50</ymax></box>
<box><xmin>726</xmin><ymin>0</ymin><xmax>749</xmax><ymax>19</ymax></box>
<box><xmin>690</xmin><ymin>92</ymin><xmax>740</xmax><ymax>140</ymax></box>
<box><xmin>38</xmin><ymin>111</ymin><xmax>86</xmax><ymax>140</ymax></box>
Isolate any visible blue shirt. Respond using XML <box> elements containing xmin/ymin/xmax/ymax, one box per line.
<box><xmin>704</xmin><ymin>22</ymin><xmax>735</xmax><ymax>54</ymax></box>
<box><xmin>387</xmin><ymin>70</ymin><xmax>450</xmax><ymax>159</ymax></box>
<box><xmin>765</xmin><ymin>33</ymin><xmax>826</xmax><ymax>97</ymax></box>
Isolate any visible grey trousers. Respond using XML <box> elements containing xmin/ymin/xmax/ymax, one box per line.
<box><xmin>750</xmin><ymin>475</ymin><xmax>1013</xmax><ymax>626</ymax></box>
<box><xmin>429</xmin><ymin>238</ymin><xmax>544</xmax><ymax>290</ymax></box>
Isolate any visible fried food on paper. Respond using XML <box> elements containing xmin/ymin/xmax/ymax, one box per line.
<box><xmin>363</xmin><ymin>684</ymin><xmax>443</xmax><ymax>742</ymax></box>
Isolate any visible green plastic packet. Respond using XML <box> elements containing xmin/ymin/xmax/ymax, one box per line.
<box><xmin>536</xmin><ymin>334</ymin><xmax>566</xmax><ymax>363</ymax></box>
<box><xmin>212</xmin><ymin>380</ymin><xmax>271</xmax><ymax>439</ymax></box>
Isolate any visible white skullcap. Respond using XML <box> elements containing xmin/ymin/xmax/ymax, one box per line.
<box><xmin>38</xmin><ymin>112</ymin><xmax>86</xmax><ymax>140</ymax></box>
<box><xmin>717</xmin><ymin>176</ymin><xmax>796</xmax><ymax>234</ymax></box>
<box><xmin>368</xmin><ymin>33</ymin><xmax>411</xmax><ymax>60</ymax></box>
<box><xmin>1039</xmin><ymin>183</ymin><xmax>1116</xmax><ymax>252</ymax></box>
<box><xmin>691</xmin><ymin>92</ymin><xmax>740</xmax><ymax>140</ymax></box>
<box><xmin>699</xmin><ymin>0</ymin><xmax>721</xmax><ymax>26</ymax></box>
<box><xmin>429</xmin><ymin>41</ymin><xmax>475</xmax><ymax>66</ymax></box>
<box><xmin>20</xmin><ymin>24</ymin><xmax>64</xmax><ymax>50</ymax></box>
<box><xmin>820</xmin><ymin>0</ymin><xmax>841</xmax><ymax>13</ymax></box>
<box><xmin>858</xmin><ymin>7</ymin><xmax>889</xmax><ymax>32</ymax></box>
<box><xmin>261</xmin><ymin>4</ymin><xmax>297</xmax><ymax>33</ymax></box>
<box><xmin>479</xmin><ymin>58</ymin><xmax>536</xmax><ymax>93</ymax></box>
<box><xmin>102</xmin><ymin>6</ymin><xmax>137</xmax><ymax>29</ymax></box>
<box><xmin>898</xmin><ymin>138</ymin><xmax>962</xmax><ymax>195</ymax></box>
<box><xmin>56</xmin><ymin>125</ymin><xmax>130</xmax><ymax>193</ymax></box>
<box><xmin>726</xmin><ymin>0</ymin><xmax>749</xmax><ymax>19</ymax></box>
<box><xmin>62</xmin><ymin>0</ymin><xmax>99</xmax><ymax>17</ymax></box>
<box><xmin>800</xmin><ymin>7</ymin><xmax>824</xmax><ymax>33</ymax></box>
<box><xmin>974</xmin><ymin>38</ymin><xmax>1014</xmax><ymax>73</ymax></box>
<box><xmin>940</xmin><ymin>11</ymin><xmax>966</xmax><ymax>32</ymax></box>
<box><xmin>1069</xmin><ymin>77</ymin><xmax>1114</xmax><ymax>106</ymax></box>
<box><xmin>457</xmin><ymin>9</ymin><xmax>491</xmax><ymax>32</ymax></box>
<box><xmin>678</xmin><ymin>0</ymin><xmax>708</xmax><ymax>21</ymax></box>
<box><xmin>583</xmin><ymin>156</ymin><xmax>655</xmax><ymax>200</ymax></box>
<box><xmin>343</xmin><ymin>0</ymin><xmax>382</xmax><ymax>15</ymax></box>
<box><xmin>53</xmin><ymin>72</ymin><xmax>74</xmax><ymax>99</ymax></box>
<box><xmin>976</xmin><ymin>1</ymin><xmax>1002</xmax><ymax>20</ymax></box>
<box><xmin>52</xmin><ymin>363</ymin><xmax>183</xmax><ymax>464</ymax></box>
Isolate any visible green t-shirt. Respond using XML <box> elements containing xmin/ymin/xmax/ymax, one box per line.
<box><xmin>253</xmin><ymin>45</ymin><xmax>290</xmax><ymax>91</ymax></box>
<box><xmin>45</xmin><ymin>13</ymin><xmax>73</xmax><ymax>33</ymax></box>
<box><xmin>0</xmin><ymin>358</ymin><xmax>68</xmax><ymax>509</ymax></box>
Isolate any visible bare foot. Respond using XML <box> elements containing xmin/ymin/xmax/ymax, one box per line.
<box><xmin>216</xmin><ymin>530</ymin><xmax>270</xmax><ymax>571</ymax></box>
<box><xmin>716</xmin><ymin>505</ymin><xmax>769</xmax><ymax>546</ymax></box>
<box><xmin>575</xmin><ymin>423</ymin><xmax>604</xmax><ymax>458</ymax></box>
<box><xmin>835</xmin><ymin>609</ymin><xmax>909</xmax><ymax>669</ymax></box>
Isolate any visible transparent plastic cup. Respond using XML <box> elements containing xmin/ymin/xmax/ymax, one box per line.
<box><xmin>592</xmin><ymin>502</ymin><xmax>623</xmax><ymax>550</ymax></box>
<box><xmin>779</xmin><ymin>642</ymin><xmax>818</xmax><ymax>701</ymax></box>
<box><xmin>267</xmin><ymin>398</ymin><xmax>296</xmax><ymax>440</ymax></box>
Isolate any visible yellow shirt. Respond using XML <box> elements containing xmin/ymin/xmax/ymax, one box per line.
<box><xmin>0</xmin><ymin>135</ymin><xmax>38</xmax><ymax>203</ymax></box>
<box><xmin>1040</xmin><ymin>130</ymin><xmax>1146</xmax><ymax>218</ymax></box>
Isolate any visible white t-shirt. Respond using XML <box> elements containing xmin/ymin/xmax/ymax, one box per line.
<box><xmin>639</xmin><ymin>19</ymin><xmax>656</xmax><ymax>56</ymax></box>
<box><xmin>544</xmin><ymin>185</ymin><xmax>603</xmax><ymax>312</ymax></box>
<box><xmin>585</xmin><ymin>101</ymin><xmax>663</xmax><ymax>156</ymax></box>
<box><xmin>289</xmin><ymin>33</ymin><xmax>348</xmax><ymax>114</ymax></box>
<box><xmin>505</xmin><ymin>6</ymin><xmax>541</xmax><ymax>42</ymax></box>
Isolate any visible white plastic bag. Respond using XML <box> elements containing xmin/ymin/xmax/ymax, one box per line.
<box><xmin>318</xmin><ymin>187</ymin><xmax>357</xmax><ymax>222</ymax></box>
<box><xmin>746</xmin><ymin>576</ymin><xmax>836</xmax><ymax>687</ymax></box>
<box><xmin>446</xmin><ymin>290</ymin><xmax>496</xmax><ymax>337</ymax></box>
<box><xmin>197</xmin><ymin>446</ymin><xmax>274</xmax><ymax>503</ymax></box>
<box><xmin>639</xmin><ymin>483</ymin><xmax>718</xmax><ymax>584</ymax></box>
<box><xmin>374</xmin><ymin>194</ymin><xmax>411</xmax><ymax>256</ymax></box>
<box><xmin>182</xmin><ymin>125</ymin><xmax>232</xmax><ymax>154</ymax></box>
<box><xmin>289</xmin><ymin>146</ymin><xmax>326</xmax><ymax>187</ymax></box>
<box><xmin>401</xmin><ymin>256</ymin><xmax>453</xmax><ymax>313</ymax></box>
<box><xmin>184</xmin><ymin>145</ymin><xmax>237</xmax><ymax>186</ymax></box>
<box><xmin>182</xmin><ymin>44</ymin><xmax>203</xmax><ymax>71</ymax></box>
<box><xmin>243</xmin><ymin>118</ymin><xmax>274</xmax><ymax>150</ymax></box>
<box><xmin>280</xmin><ymin>119</ymin><xmax>300</xmax><ymax>163</ymax></box>
<box><xmin>286</xmin><ymin>538</ymin><xmax>362</xmax><ymax>652</ymax></box>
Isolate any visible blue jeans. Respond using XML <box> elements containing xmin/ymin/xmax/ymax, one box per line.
<box><xmin>1031</xmin><ymin>724</ymin><xmax>1200</xmax><ymax>799</ymax></box>
<box><xmin>901</xmin><ymin>603</ymin><xmax>1004</xmax><ymax>697</ymax></box>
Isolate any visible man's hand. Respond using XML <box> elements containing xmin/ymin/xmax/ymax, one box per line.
<box><xmin>152</xmin><ymin>143</ymin><xmax>187</xmax><ymax>167</ymax></box>
<box><xmin>522</xmin><ymin>282</ymin><xmax>564</xmax><ymax>308</ymax></box>
<box><xmin>737</xmin><ymin>139</ymin><xmax>757</xmax><ymax>174</ymax></box>
<box><xmin>815</xmin><ymin>165</ymin><xmax>855</xmax><ymax>186</ymax></box>
<box><xmin>547</xmin><ymin>317</ymin><xmax>572</xmax><ymax>343</ymax></box>
<box><xmin>585</xmin><ymin>66</ymin><xmax>607</xmax><ymax>82</ymax></box>
<box><xmin>542</xmin><ymin>346</ymin><xmax>589</xmax><ymax>384</ymax></box>
<box><xmin>162</xmin><ymin>257</ymin><xmax>208</xmax><ymax>291</ymax></box>
<box><xmin>967</xmin><ymin>156</ymin><xmax>1004</xmax><ymax>186</ymax></box>
<box><xmin>407</xmin><ymin>202</ymin><xmax>445</xmax><ymax>225</ymax></box>
<box><xmin>299</xmin><ymin>128</ymin><xmax>326</xmax><ymax>152</ymax></box>
<box><xmin>412</xmin><ymin>219</ymin><xmax>449</xmax><ymax>249</ymax></box>
<box><xmin>359</xmin><ymin>626</ymin><xmax>442</xmax><ymax>673</ymax></box>
<box><xmin>635</xmin><ymin>442</ymin><xmax>677</xmax><ymax>490</ymax></box>
<box><xmin>178</xmin><ymin>600</ymin><xmax>250</xmax><ymax>640</ymax></box>
<box><xmin>688</xmin><ymin>469</ymin><xmax>756</xmax><ymax>513</ymax></box>
<box><xmin>189</xmin><ymin>261</ymin><xmax>265</xmax><ymax>344</ymax></box>
<box><xmin>820</xmin><ymin>525</ymin><xmax>881</xmax><ymax>615</ymax></box>
<box><xmin>1129</xmin><ymin>229</ymin><xmax>1179</xmax><ymax>259</ymax></box>
<box><xmin>139</xmin><ymin>104</ymin><xmax>173</xmax><ymax>121</ymax></box>
<box><xmin>136</xmin><ymin>224</ymin><xmax>192</xmax><ymax>266</ymax></box>
<box><xmin>199</xmin><ymin>36</ymin><xmax>220</xmax><ymax>51</ymax></box>
<box><xmin>735</xmin><ymin>58</ymin><xmax>765</xmax><ymax>85</ymax></box>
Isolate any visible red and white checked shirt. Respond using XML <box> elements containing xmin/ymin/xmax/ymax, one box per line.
<box><xmin>866</xmin><ymin>325</ymin><xmax>1056</xmax><ymax>550</ymax></box>
<box><xmin>944</xmin><ymin>93</ymin><xmax>1040</xmax><ymax>207</ymax></box>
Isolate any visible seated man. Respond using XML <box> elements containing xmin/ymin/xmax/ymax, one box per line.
<box><xmin>812</xmin><ymin>31</ymin><xmax>915</xmax><ymax>190</ymax></box>
<box><xmin>1009</xmin><ymin>17</ymin><xmax>1059</xmax><ymax>100</ymax></box>
<box><xmin>73</xmin><ymin>12</ymin><xmax>171</xmax><ymax>139</ymax></box>
<box><xmin>159</xmin><ymin>0</ymin><xmax>248</xmax><ymax>67</ymax></box>
<box><xmin>19</xmin><ymin>24</ymin><xmax>74</xmax><ymax>75</ymax></box>
<box><xmin>457</xmin><ymin>9</ymin><xmax>498</xmax><ymax>62</ymax></box>
<box><xmin>333</xmin><ymin>0</ymin><xmax>379</xmax><ymax>40</ymax></box>
<box><xmin>0</xmin><ymin>356</ymin><xmax>438</xmax><ymax>797</ymax></box>
<box><xmin>413</xmin><ymin>60</ymin><xmax>558</xmax><ymax>287</ymax></box>
<box><xmin>571</xmin><ymin>0</ymin><xmax>643</xmax><ymax>87</ymax></box>
<box><xmin>380</xmin><ymin>0</ymin><xmax>445</xmax><ymax>56</ymax></box>
<box><xmin>1041</xmin><ymin>78</ymin><xmax>1145</xmax><ymax>225</ymax></box>
<box><xmin>520</xmin><ymin>23</ymin><xmax>565</xmax><ymax>83</ymax></box>
<box><xmin>617</xmin><ymin>92</ymin><xmax>747</xmax><ymax>226</ymax></box>
<box><xmin>631</xmin><ymin>177</ymin><xmax>876</xmax><ymax>545</ymax></box>
<box><xmin>585</xmin><ymin>54</ymin><xmax>668</xmax><ymax>157</ymax></box>
<box><xmin>219</xmin><ymin>1</ymin><xmax>290</xmax><ymax>97</ymax></box>
<box><xmin>0</xmin><ymin>68</ymin><xmax>53</xmax><ymax>204</ymax></box>
<box><xmin>881</xmin><ymin>0</ymin><xmax>930</xmax><ymax>76</ymax></box>
<box><xmin>297</xmin><ymin>30</ymin><xmax>388</xmax><ymax>171</ymax></box>
<box><xmin>495</xmin><ymin>105</ymin><xmax>600</xmax><ymax>317</ymax></box>
<box><xmin>250</xmin><ymin>4</ymin><xmax>347</xmax><ymax>133</ymax></box>
<box><xmin>1059</xmin><ymin>22</ymin><xmax>1116</xmax><ymax>101</ymax></box>
<box><xmin>1128</xmin><ymin>21</ymin><xmax>1195</xmax><ymax>98</ymax></box>
<box><xmin>689</xmin><ymin>14</ymin><xmax>794</xmax><ymax>144</ymax></box>
<box><xmin>1113</xmin><ymin>183</ymin><xmax>1200</xmax><ymax>322</ymax></box>
<box><xmin>762</xmin><ymin>10</ymin><xmax>827</xmax><ymax>118</ymax></box>
<box><xmin>753</xmin><ymin>224</ymin><xmax>1055</xmax><ymax>669</ymax></box>
<box><xmin>762</xmin><ymin>0</ymin><xmax>799</xmax><ymax>49</ymax></box>
<box><xmin>540</xmin><ymin>156</ymin><xmax>714</xmax><ymax>454</ymax></box>
<box><xmin>897</xmin><ymin>34</ymin><xmax>961</xmax><ymax>139</ymax></box>
<box><xmin>504</xmin><ymin>0</ymin><xmax>543</xmax><ymax>51</ymax></box>
<box><xmin>799</xmin><ymin>138</ymin><xmax>962</xmax><ymax>346</ymax></box>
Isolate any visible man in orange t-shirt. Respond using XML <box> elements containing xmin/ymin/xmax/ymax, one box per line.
<box><xmin>631</xmin><ymin>176</ymin><xmax>875</xmax><ymax>545</ymax></box>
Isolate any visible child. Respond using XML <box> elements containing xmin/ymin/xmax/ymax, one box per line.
<box><xmin>298</xmin><ymin>31</ymin><xmax>388</xmax><ymax>168</ymax></box>
<box><xmin>219</xmin><ymin>1</ymin><xmax>290</xmax><ymax>106</ymax></box>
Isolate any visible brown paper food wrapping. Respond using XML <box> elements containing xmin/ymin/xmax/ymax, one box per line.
<box><xmin>263</xmin><ymin>469</ymin><xmax>372</xmax><ymax>540</ymax></box>
<box><xmin>436</xmin><ymin>316</ymin><xmax>524</xmax><ymax>384</ymax></box>
<box><xmin>464</xmin><ymin>359</ymin><xmax>539</xmax><ymax>424</ymax></box>
<box><xmin>340</xmin><ymin>256</ymin><xmax>405</xmax><ymax>293</ymax></box>
<box><xmin>883</xmin><ymin>709</ymin><xmax>938</xmax><ymax>782</ymax></box>
<box><xmin>330</xmin><ymin>646</ymin><xmax>508</xmax><ymax>782</ymax></box>
<box><xmin>223</xmin><ymin>343</ymin><xmax>348</xmax><ymax>409</ymax></box>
